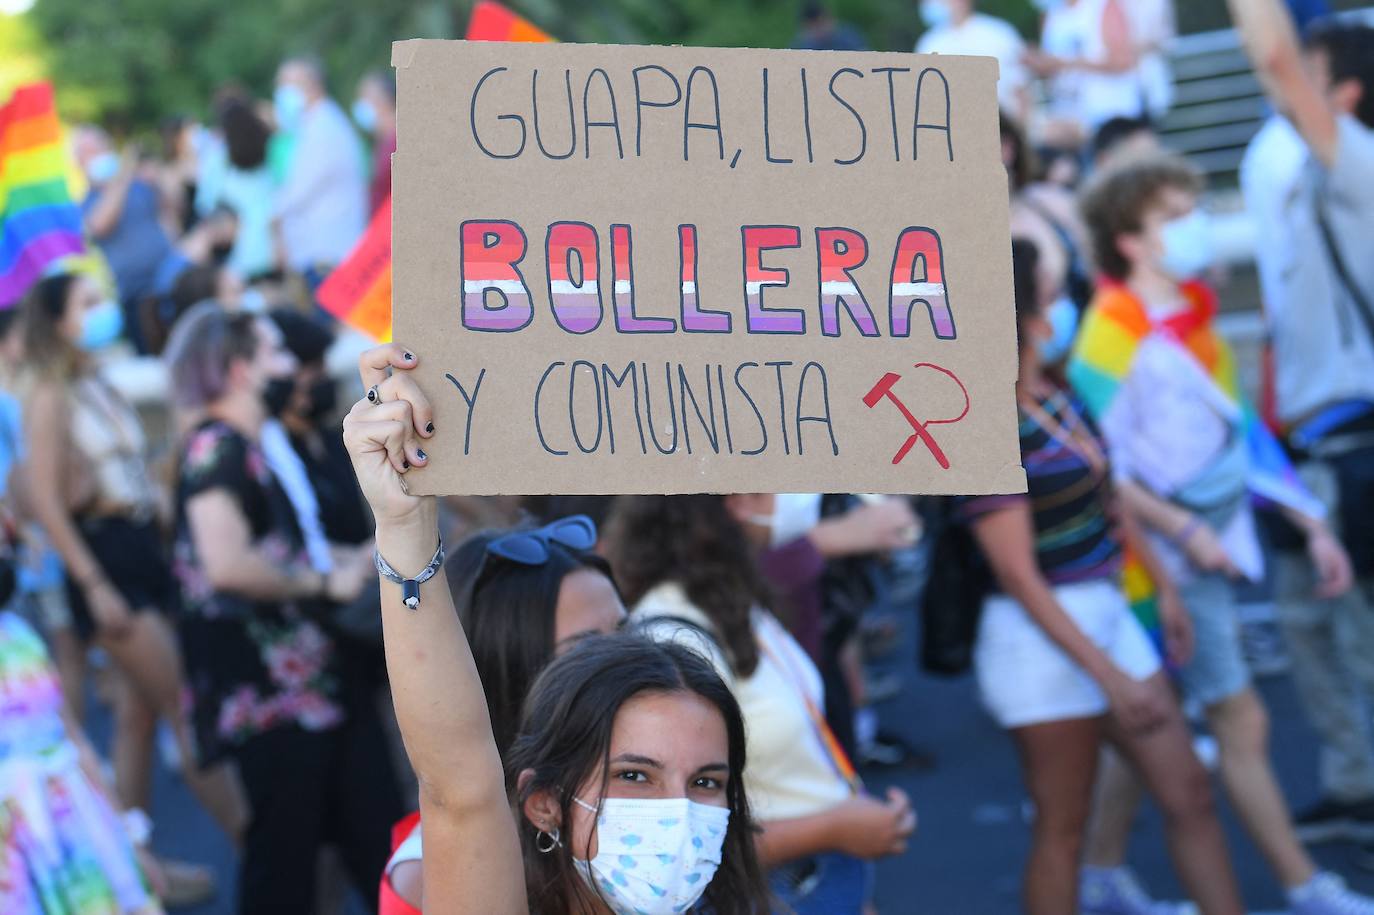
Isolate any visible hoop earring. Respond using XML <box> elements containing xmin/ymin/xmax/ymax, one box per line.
<box><xmin>536</xmin><ymin>827</ymin><xmax>560</xmax><ymax>854</ymax></box>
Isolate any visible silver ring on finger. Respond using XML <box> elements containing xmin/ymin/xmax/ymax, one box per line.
<box><xmin>366</xmin><ymin>384</ymin><xmax>381</xmax><ymax>404</ymax></box>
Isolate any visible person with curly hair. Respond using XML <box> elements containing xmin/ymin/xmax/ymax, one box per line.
<box><xmin>604</xmin><ymin>494</ymin><xmax>915</xmax><ymax>915</ymax></box>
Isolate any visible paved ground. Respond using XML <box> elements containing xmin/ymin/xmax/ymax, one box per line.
<box><xmin>867</xmin><ymin>653</ymin><xmax>1374</xmax><ymax>914</ymax></box>
<box><xmin>102</xmin><ymin>620</ymin><xmax>1374</xmax><ymax>915</ymax></box>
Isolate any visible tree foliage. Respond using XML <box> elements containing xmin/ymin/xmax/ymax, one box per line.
<box><xmin>26</xmin><ymin>0</ymin><xmax>1361</xmax><ymax>132</ymax></box>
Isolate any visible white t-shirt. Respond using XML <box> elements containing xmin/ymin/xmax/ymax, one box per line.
<box><xmin>274</xmin><ymin>98</ymin><xmax>367</xmax><ymax>270</ymax></box>
<box><xmin>1262</xmin><ymin>116</ymin><xmax>1374</xmax><ymax>423</ymax></box>
<box><xmin>1040</xmin><ymin>0</ymin><xmax>1145</xmax><ymax>130</ymax></box>
<box><xmin>634</xmin><ymin>583</ymin><xmax>852</xmax><ymax>822</ymax></box>
<box><xmin>1126</xmin><ymin>0</ymin><xmax>1175</xmax><ymax>118</ymax></box>
<box><xmin>916</xmin><ymin>13</ymin><xmax>1028</xmax><ymax>114</ymax></box>
<box><xmin>1240</xmin><ymin>116</ymin><xmax>1309</xmax><ymax>331</ymax></box>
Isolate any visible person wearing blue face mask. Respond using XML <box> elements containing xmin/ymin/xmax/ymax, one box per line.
<box><xmin>1036</xmin><ymin>293</ymin><xmax>1079</xmax><ymax>366</ymax></box>
<box><xmin>353</xmin><ymin>71</ymin><xmax>397</xmax><ymax>217</ymax></box>
<box><xmin>15</xmin><ymin>273</ymin><xmax>250</xmax><ymax>905</ymax></box>
<box><xmin>271</xmin><ymin>56</ymin><xmax>367</xmax><ymax>300</ymax></box>
<box><xmin>1072</xmin><ymin>152</ymin><xmax>1374</xmax><ymax>915</ymax></box>
<box><xmin>73</xmin><ymin>127</ymin><xmax>181</xmax><ymax>355</ymax></box>
<box><xmin>1234</xmin><ymin>0</ymin><xmax>1374</xmax><ymax>853</ymax></box>
<box><xmin>338</xmin><ymin>342</ymin><xmax>772</xmax><ymax>915</ymax></box>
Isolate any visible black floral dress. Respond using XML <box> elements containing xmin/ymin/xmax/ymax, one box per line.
<box><xmin>172</xmin><ymin>419</ymin><xmax>346</xmax><ymax>765</ymax></box>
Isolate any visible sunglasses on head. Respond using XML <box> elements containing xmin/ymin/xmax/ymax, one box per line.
<box><xmin>459</xmin><ymin>515</ymin><xmax>599</xmax><ymax>610</ymax></box>
<box><xmin>485</xmin><ymin>515</ymin><xmax>598</xmax><ymax>565</ymax></box>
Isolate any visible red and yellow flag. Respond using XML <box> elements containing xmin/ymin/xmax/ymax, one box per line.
<box><xmin>318</xmin><ymin>197</ymin><xmax>393</xmax><ymax>341</ymax></box>
<box><xmin>321</xmin><ymin>3</ymin><xmax>552</xmax><ymax>341</ymax></box>
<box><xmin>465</xmin><ymin>1</ymin><xmax>556</xmax><ymax>42</ymax></box>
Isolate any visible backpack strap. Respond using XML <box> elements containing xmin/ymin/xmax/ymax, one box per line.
<box><xmin>1315</xmin><ymin>199</ymin><xmax>1374</xmax><ymax>346</ymax></box>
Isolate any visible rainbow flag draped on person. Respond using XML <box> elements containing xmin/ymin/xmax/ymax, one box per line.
<box><xmin>320</xmin><ymin>2</ymin><xmax>552</xmax><ymax>340</ymax></box>
<box><xmin>1067</xmin><ymin>279</ymin><xmax>1322</xmax><ymax>652</ymax></box>
<box><xmin>0</xmin><ymin>82</ymin><xmax>83</xmax><ymax>309</ymax></box>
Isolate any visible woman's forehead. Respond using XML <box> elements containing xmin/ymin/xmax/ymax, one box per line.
<box><xmin>608</xmin><ymin>691</ymin><xmax>729</xmax><ymax>765</ymax></box>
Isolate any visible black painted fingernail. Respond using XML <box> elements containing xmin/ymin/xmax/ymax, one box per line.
<box><xmin>425</xmin><ymin>422</ymin><xmax>434</xmax><ymax>435</ymax></box>
<box><xmin>402</xmin><ymin>459</ymin><xmax>410</xmax><ymax>470</ymax></box>
<box><xmin>403</xmin><ymin>352</ymin><xmax>414</xmax><ymax>362</ymax></box>
<box><xmin>416</xmin><ymin>449</ymin><xmax>427</xmax><ymax>461</ymax></box>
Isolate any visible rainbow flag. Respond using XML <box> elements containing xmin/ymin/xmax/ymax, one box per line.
<box><xmin>0</xmin><ymin>82</ymin><xmax>83</xmax><ymax>309</ymax></box>
<box><xmin>1068</xmin><ymin>280</ymin><xmax>1321</xmax><ymax>649</ymax></box>
<box><xmin>322</xmin><ymin>3</ymin><xmax>553</xmax><ymax>341</ymax></box>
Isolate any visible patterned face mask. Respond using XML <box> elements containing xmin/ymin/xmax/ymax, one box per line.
<box><xmin>572</xmin><ymin>795</ymin><xmax>730</xmax><ymax>915</ymax></box>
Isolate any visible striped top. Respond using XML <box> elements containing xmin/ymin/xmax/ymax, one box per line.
<box><xmin>962</xmin><ymin>391</ymin><xmax>1122</xmax><ymax>588</ymax></box>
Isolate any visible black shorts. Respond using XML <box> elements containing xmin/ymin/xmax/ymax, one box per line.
<box><xmin>65</xmin><ymin>516</ymin><xmax>176</xmax><ymax>641</ymax></box>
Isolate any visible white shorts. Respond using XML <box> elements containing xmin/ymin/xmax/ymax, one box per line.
<box><xmin>974</xmin><ymin>579</ymin><xmax>1161</xmax><ymax>729</ymax></box>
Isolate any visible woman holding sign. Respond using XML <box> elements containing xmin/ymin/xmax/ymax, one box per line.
<box><xmin>381</xmin><ymin>515</ymin><xmax>627</xmax><ymax>913</ymax></box>
<box><xmin>343</xmin><ymin>342</ymin><xmax>770</xmax><ymax>915</ymax></box>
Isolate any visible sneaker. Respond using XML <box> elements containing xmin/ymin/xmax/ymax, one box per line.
<box><xmin>1192</xmin><ymin>735</ymin><xmax>1220</xmax><ymax>773</ymax></box>
<box><xmin>857</xmin><ymin>731</ymin><xmax>937</xmax><ymax>771</ymax></box>
<box><xmin>862</xmin><ymin>670</ymin><xmax>904</xmax><ymax>704</ymax></box>
<box><xmin>1079</xmin><ymin>866</ymin><xmax>1197</xmax><ymax>915</ymax></box>
<box><xmin>1291</xmin><ymin>872</ymin><xmax>1374</xmax><ymax>915</ymax></box>
<box><xmin>1294</xmin><ymin>797</ymin><xmax>1374</xmax><ymax>844</ymax></box>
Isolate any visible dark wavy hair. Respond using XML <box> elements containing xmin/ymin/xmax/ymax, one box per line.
<box><xmin>446</xmin><ymin>530</ymin><xmax>616</xmax><ymax>757</ymax></box>
<box><xmin>507</xmin><ymin>635</ymin><xmax>769</xmax><ymax>915</ymax></box>
<box><xmin>217</xmin><ymin>96</ymin><xmax>270</xmax><ymax>171</ymax></box>
<box><xmin>1305</xmin><ymin>20</ymin><xmax>1374</xmax><ymax>129</ymax></box>
<box><xmin>604</xmin><ymin>495</ymin><xmax>768</xmax><ymax>678</ymax></box>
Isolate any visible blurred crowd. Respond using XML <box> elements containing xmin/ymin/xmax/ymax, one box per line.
<box><xmin>1</xmin><ymin>1</ymin><xmax>1373</xmax><ymax>914</ymax></box>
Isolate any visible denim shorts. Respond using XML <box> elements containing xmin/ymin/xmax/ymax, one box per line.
<box><xmin>1175</xmin><ymin>572</ymin><xmax>1251</xmax><ymax>708</ymax></box>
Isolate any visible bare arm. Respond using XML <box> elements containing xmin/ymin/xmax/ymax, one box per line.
<box><xmin>1115</xmin><ymin>479</ymin><xmax>1191</xmax><ymax>540</ymax></box>
<box><xmin>1116</xmin><ymin>479</ymin><xmax>1243</xmax><ymax>580</ymax></box>
<box><xmin>806</xmin><ymin>499</ymin><xmax>918</xmax><ymax>558</ymax></box>
<box><xmin>757</xmin><ymin>790</ymin><xmax>915</xmax><ymax>866</ymax></box>
<box><xmin>1227</xmin><ymin>0</ymin><xmax>1338</xmax><ymax>165</ymax></box>
<box><xmin>756</xmin><ymin>812</ymin><xmax>837</xmax><ymax>865</ymax></box>
<box><xmin>23</xmin><ymin>384</ymin><xmax>107</xmax><ymax>591</ymax></box>
<box><xmin>1096</xmin><ymin>0</ymin><xmax>1139</xmax><ymax>73</ymax></box>
<box><xmin>344</xmin><ymin>344</ymin><xmax>525</xmax><ymax>915</ymax></box>
<box><xmin>1115</xmin><ymin>499</ymin><xmax>1194</xmax><ymax>665</ymax></box>
<box><xmin>183</xmin><ymin>489</ymin><xmax>325</xmax><ymax>601</ymax></box>
<box><xmin>83</xmin><ymin>153</ymin><xmax>139</xmax><ymax>240</ymax></box>
<box><xmin>1033</xmin><ymin>0</ymin><xmax>1137</xmax><ymax>76</ymax></box>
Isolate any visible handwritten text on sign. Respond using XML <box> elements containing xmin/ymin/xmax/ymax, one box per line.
<box><xmin>392</xmin><ymin>40</ymin><xmax>1026</xmax><ymax>496</ymax></box>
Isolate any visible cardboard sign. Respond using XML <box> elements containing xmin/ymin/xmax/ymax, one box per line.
<box><xmin>392</xmin><ymin>40</ymin><xmax>1027</xmax><ymax>496</ymax></box>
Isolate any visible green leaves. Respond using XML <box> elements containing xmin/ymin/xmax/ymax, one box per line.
<box><xmin>25</xmin><ymin>0</ymin><xmax>1049</xmax><ymax>131</ymax></box>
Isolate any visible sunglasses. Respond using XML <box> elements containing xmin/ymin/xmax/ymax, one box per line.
<box><xmin>486</xmin><ymin>515</ymin><xmax>598</xmax><ymax>564</ymax></box>
<box><xmin>460</xmin><ymin>515</ymin><xmax>600</xmax><ymax>609</ymax></box>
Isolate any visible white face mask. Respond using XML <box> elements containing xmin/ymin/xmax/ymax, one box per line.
<box><xmin>1158</xmin><ymin>209</ymin><xmax>1214</xmax><ymax>281</ymax></box>
<box><xmin>573</xmin><ymin>796</ymin><xmax>729</xmax><ymax>915</ymax></box>
<box><xmin>750</xmin><ymin>493</ymin><xmax>822</xmax><ymax>547</ymax></box>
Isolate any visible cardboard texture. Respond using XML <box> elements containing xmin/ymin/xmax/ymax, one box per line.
<box><xmin>392</xmin><ymin>39</ymin><xmax>1027</xmax><ymax>496</ymax></box>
